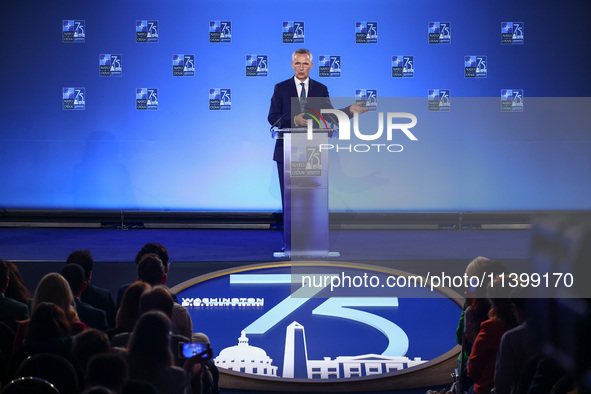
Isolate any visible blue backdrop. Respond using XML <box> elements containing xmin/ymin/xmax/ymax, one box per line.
<box><xmin>1</xmin><ymin>1</ymin><xmax>589</xmax><ymax>211</ymax></box>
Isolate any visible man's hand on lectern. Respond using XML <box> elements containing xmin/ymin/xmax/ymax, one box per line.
<box><xmin>294</xmin><ymin>113</ymin><xmax>308</xmax><ymax>126</ymax></box>
<box><xmin>349</xmin><ymin>101</ymin><xmax>371</xmax><ymax>114</ymax></box>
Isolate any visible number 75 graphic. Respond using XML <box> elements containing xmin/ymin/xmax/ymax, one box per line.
<box><xmin>231</xmin><ymin>274</ymin><xmax>409</xmax><ymax>356</ymax></box>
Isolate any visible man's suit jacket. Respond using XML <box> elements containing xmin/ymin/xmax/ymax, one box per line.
<box><xmin>0</xmin><ymin>294</ymin><xmax>29</xmax><ymax>325</ymax></box>
<box><xmin>75</xmin><ymin>297</ymin><xmax>108</xmax><ymax>331</ymax></box>
<box><xmin>80</xmin><ymin>283</ymin><xmax>117</xmax><ymax>328</ymax></box>
<box><xmin>268</xmin><ymin>77</ymin><xmax>350</xmax><ymax>162</ymax></box>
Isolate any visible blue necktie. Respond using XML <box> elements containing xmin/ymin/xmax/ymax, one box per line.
<box><xmin>299</xmin><ymin>82</ymin><xmax>306</xmax><ymax>113</ymax></box>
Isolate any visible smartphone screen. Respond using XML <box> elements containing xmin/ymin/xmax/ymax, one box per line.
<box><xmin>179</xmin><ymin>342</ymin><xmax>207</xmax><ymax>358</ymax></box>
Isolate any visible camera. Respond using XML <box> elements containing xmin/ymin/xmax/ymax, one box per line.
<box><xmin>178</xmin><ymin>342</ymin><xmax>209</xmax><ymax>359</ymax></box>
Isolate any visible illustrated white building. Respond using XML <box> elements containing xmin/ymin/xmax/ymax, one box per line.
<box><xmin>214</xmin><ymin>331</ymin><xmax>278</xmax><ymax>377</ymax></box>
<box><xmin>215</xmin><ymin>322</ymin><xmax>427</xmax><ymax>379</ymax></box>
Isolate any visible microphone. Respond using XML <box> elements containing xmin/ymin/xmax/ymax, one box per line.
<box><xmin>269</xmin><ymin>112</ymin><xmax>288</xmax><ymax>131</ymax></box>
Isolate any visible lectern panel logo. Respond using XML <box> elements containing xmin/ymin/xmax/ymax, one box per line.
<box><xmin>99</xmin><ymin>54</ymin><xmax>122</xmax><ymax>76</ymax></box>
<box><xmin>245</xmin><ymin>55</ymin><xmax>268</xmax><ymax>77</ymax></box>
<box><xmin>176</xmin><ymin>263</ymin><xmax>461</xmax><ymax>381</ymax></box>
<box><xmin>63</xmin><ymin>20</ymin><xmax>85</xmax><ymax>43</ymax></box>
<box><xmin>355</xmin><ymin>89</ymin><xmax>378</xmax><ymax>111</ymax></box>
<box><xmin>501</xmin><ymin>89</ymin><xmax>523</xmax><ymax>112</ymax></box>
<box><xmin>318</xmin><ymin>55</ymin><xmax>341</xmax><ymax>77</ymax></box>
<box><xmin>282</xmin><ymin>21</ymin><xmax>305</xmax><ymax>43</ymax></box>
<box><xmin>428</xmin><ymin>89</ymin><xmax>450</xmax><ymax>112</ymax></box>
<box><xmin>501</xmin><ymin>22</ymin><xmax>524</xmax><ymax>44</ymax></box>
<box><xmin>355</xmin><ymin>21</ymin><xmax>378</xmax><ymax>43</ymax></box>
<box><xmin>291</xmin><ymin>146</ymin><xmax>322</xmax><ymax>177</ymax></box>
<box><xmin>173</xmin><ymin>54</ymin><xmax>195</xmax><ymax>76</ymax></box>
<box><xmin>209</xmin><ymin>88</ymin><xmax>231</xmax><ymax>110</ymax></box>
<box><xmin>464</xmin><ymin>55</ymin><xmax>487</xmax><ymax>78</ymax></box>
<box><xmin>136</xmin><ymin>20</ymin><xmax>158</xmax><ymax>42</ymax></box>
<box><xmin>63</xmin><ymin>87</ymin><xmax>85</xmax><ymax>110</ymax></box>
<box><xmin>428</xmin><ymin>22</ymin><xmax>451</xmax><ymax>44</ymax></box>
<box><xmin>136</xmin><ymin>88</ymin><xmax>158</xmax><ymax>110</ymax></box>
<box><xmin>392</xmin><ymin>56</ymin><xmax>414</xmax><ymax>78</ymax></box>
<box><xmin>210</xmin><ymin>21</ymin><xmax>231</xmax><ymax>43</ymax></box>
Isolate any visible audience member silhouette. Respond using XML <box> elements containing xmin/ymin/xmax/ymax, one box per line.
<box><xmin>8</xmin><ymin>302</ymin><xmax>81</xmax><ymax>382</ymax></box>
<box><xmin>61</xmin><ymin>264</ymin><xmax>108</xmax><ymax>331</ymax></box>
<box><xmin>494</xmin><ymin>287</ymin><xmax>537</xmax><ymax>394</ymax></box>
<box><xmin>71</xmin><ymin>328</ymin><xmax>112</xmax><ymax>374</ymax></box>
<box><xmin>66</xmin><ymin>249</ymin><xmax>117</xmax><ymax>328</ymax></box>
<box><xmin>126</xmin><ymin>311</ymin><xmax>187</xmax><ymax>394</ymax></box>
<box><xmin>135</xmin><ymin>254</ymin><xmax>193</xmax><ymax>337</ymax></box>
<box><xmin>3</xmin><ymin>260</ymin><xmax>33</xmax><ymax>309</ymax></box>
<box><xmin>13</xmin><ymin>272</ymin><xmax>87</xmax><ymax>350</ymax></box>
<box><xmin>468</xmin><ymin>274</ymin><xmax>518</xmax><ymax>394</ymax></box>
<box><xmin>107</xmin><ymin>281</ymin><xmax>149</xmax><ymax>340</ymax></box>
<box><xmin>117</xmin><ymin>242</ymin><xmax>174</xmax><ymax>307</ymax></box>
<box><xmin>85</xmin><ymin>353</ymin><xmax>159</xmax><ymax>394</ymax></box>
<box><xmin>0</xmin><ymin>259</ymin><xmax>30</xmax><ymax>329</ymax></box>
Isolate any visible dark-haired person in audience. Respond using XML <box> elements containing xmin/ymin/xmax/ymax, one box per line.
<box><xmin>126</xmin><ymin>311</ymin><xmax>187</xmax><ymax>394</ymax></box>
<box><xmin>117</xmin><ymin>242</ymin><xmax>176</xmax><ymax>307</ymax></box>
<box><xmin>493</xmin><ymin>287</ymin><xmax>537</xmax><ymax>394</ymax></box>
<box><xmin>61</xmin><ymin>264</ymin><xmax>108</xmax><ymax>331</ymax></box>
<box><xmin>67</xmin><ymin>249</ymin><xmax>117</xmax><ymax>328</ymax></box>
<box><xmin>136</xmin><ymin>254</ymin><xmax>193</xmax><ymax>338</ymax></box>
<box><xmin>72</xmin><ymin>328</ymin><xmax>112</xmax><ymax>374</ymax></box>
<box><xmin>13</xmin><ymin>272</ymin><xmax>87</xmax><ymax>350</ymax></box>
<box><xmin>8</xmin><ymin>302</ymin><xmax>82</xmax><ymax>383</ymax></box>
<box><xmin>0</xmin><ymin>259</ymin><xmax>29</xmax><ymax>329</ymax></box>
<box><xmin>112</xmin><ymin>285</ymin><xmax>190</xmax><ymax>367</ymax></box>
<box><xmin>467</xmin><ymin>274</ymin><xmax>518</xmax><ymax>394</ymax></box>
<box><xmin>4</xmin><ymin>260</ymin><xmax>33</xmax><ymax>310</ymax></box>
<box><xmin>107</xmin><ymin>281</ymin><xmax>150</xmax><ymax>340</ymax></box>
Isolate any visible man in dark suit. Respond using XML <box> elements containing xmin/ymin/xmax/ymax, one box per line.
<box><xmin>61</xmin><ymin>263</ymin><xmax>108</xmax><ymax>331</ymax></box>
<box><xmin>0</xmin><ymin>259</ymin><xmax>29</xmax><ymax>326</ymax></box>
<box><xmin>66</xmin><ymin>250</ymin><xmax>117</xmax><ymax>328</ymax></box>
<box><xmin>268</xmin><ymin>48</ymin><xmax>369</xmax><ymax>208</ymax></box>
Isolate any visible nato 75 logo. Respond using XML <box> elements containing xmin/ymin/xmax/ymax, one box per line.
<box><xmin>99</xmin><ymin>54</ymin><xmax>122</xmax><ymax>76</ymax></box>
<box><xmin>136</xmin><ymin>88</ymin><xmax>158</xmax><ymax>110</ymax></box>
<box><xmin>355</xmin><ymin>89</ymin><xmax>378</xmax><ymax>111</ymax></box>
<box><xmin>464</xmin><ymin>55</ymin><xmax>487</xmax><ymax>78</ymax></box>
<box><xmin>428</xmin><ymin>89</ymin><xmax>450</xmax><ymax>112</ymax></box>
<box><xmin>136</xmin><ymin>20</ymin><xmax>158</xmax><ymax>42</ymax></box>
<box><xmin>428</xmin><ymin>22</ymin><xmax>451</xmax><ymax>44</ymax></box>
<box><xmin>245</xmin><ymin>55</ymin><xmax>268</xmax><ymax>77</ymax></box>
<box><xmin>355</xmin><ymin>21</ymin><xmax>377</xmax><ymax>43</ymax></box>
<box><xmin>209</xmin><ymin>88</ymin><xmax>231</xmax><ymax>110</ymax></box>
<box><xmin>501</xmin><ymin>89</ymin><xmax>523</xmax><ymax>112</ymax></box>
<box><xmin>501</xmin><ymin>22</ymin><xmax>524</xmax><ymax>44</ymax></box>
<box><xmin>210</xmin><ymin>21</ymin><xmax>231</xmax><ymax>43</ymax></box>
<box><xmin>63</xmin><ymin>87</ymin><xmax>85</xmax><ymax>110</ymax></box>
<box><xmin>392</xmin><ymin>56</ymin><xmax>414</xmax><ymax>78</ymax></box>
<box><xmin>282</xmin><ymin>21</ymin><xmax>305</xmax><ymax>43</ymax></box>
<box><xmin>63</xmin><ymin>20</ymin><xmax>85</xmax><ymax>43</ymax></box>
<box><xmin>318</xmin><ymin>55</ymin><xmax>341</xmax><ymax>78</ymax></box>
<box><xmin>173</xmin><ymin>54</ymin><xmax>195</xmax><ymax>76</ymax></box>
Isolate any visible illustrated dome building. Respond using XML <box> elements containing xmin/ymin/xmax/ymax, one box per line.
<box><xmin>214</xmin><ymin>331</ymin><xmax>278</xmax><ymax>376</ymax></box>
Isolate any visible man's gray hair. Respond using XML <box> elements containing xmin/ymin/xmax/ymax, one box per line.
<box><xmin>292</xmin><ymin>48</ymin><xmax>312</xmax><ymax>62</ymax></box>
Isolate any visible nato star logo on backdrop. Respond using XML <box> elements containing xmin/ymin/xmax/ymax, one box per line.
<box><xmin>136</xmin><ymin>20</ymin><xmax>158</xmax><ymax>42</ymax></box>
<box><xmin>318</xmin><ymin>55</ymin><xmax>341</xmax><ymax>77</ymax></box>
<box><xmin>428</xmin><ymin>21</ymin><xmax>451</xmax><ymax>44</ymax></box>
<box><xmin>501</xmin><ymin>22</ymin><xmax>524</xmax><ymax>44</ymax></box>
<box><xmin>356</xmin><ymin>21</ymin><xmax>377</xmax><ymax>43</ymax></box>
<box><xmin>428</xmin><ymin>89</ymin><xmax>450</xmax><ymax>111</ymax></box>
<box><xmin>210</xmin><ymin>21</ymin><xmax>231</xmax><ymax>43</ymax></box>
<box><xmin>246</xmin><ymin>55</ymin><xmax>267</xmax><ymax>76</ymax></box>
<box><xmin>392</xmin><ymin>56</ymin><xmax>414</xmax><ymax>77</ymax></box>
<box><xmin>464</xmin><ymin>55</ymin><xmax>486</xmax><ymax>78</ymax></box>
<box><xmin>501</xmin><ymin>89</ymin><xmax>523</xmax><ymax>112</ymax></box>
<box><xmin>136</xmin><ymin>88</ymin><xmax>158</xmax><ymax>110</ymax></box>
<box><xmin>282</xmin><ymin>21</ymin><xmax>304</xmax><ymax>43</ymax></box>
<box><xmin>355</xmin><ymin>89</ymin><xmax>378</xmax><ymax>111</ymax></box>
<box><xmin>63</xmin><ymin>20</ymin><xmax>85</xmax><ymax>43</ymax></box>
<box><xmin>173</xmin><ymin>54</ymin><xmax>195</xmax><ymax>76</ymax></box>
<box><xmin>209</xmin><ymin>88</ymin><xmax>232</xmax><ymax>110</ymax></box>
<box><xmin>63</xmin><ymin>87</ymin><xmax>85</xmax><ymax>110</ymax></box>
